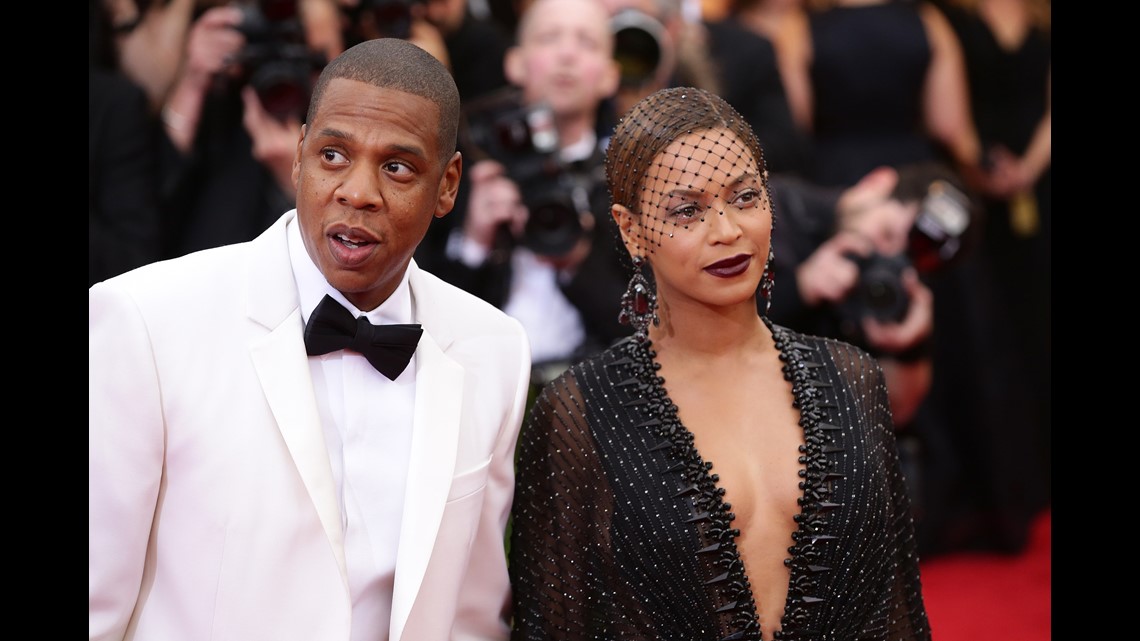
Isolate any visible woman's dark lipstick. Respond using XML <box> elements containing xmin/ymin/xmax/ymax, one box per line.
<box><xmin>704</xmin><ymin>253</ymin><xmax>751</xmax><ymax>278</ymax></box>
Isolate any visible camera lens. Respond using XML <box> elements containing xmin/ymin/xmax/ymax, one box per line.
<box><xmin>522</xmin><ymin>197</ymin><xmax>583</xmax><ymax>257</ymax></box>
<box><xmin>852</xmin><ymin>253</ymin><xmax>910</xmax><ymax>324</ymax></box>
<box><xmin>614</xmin><ymin>28</ymin><xmax>660</xmax><ymax>86</ymax></box>
<box><xmin>233</xmin><ymin>0</ymin><xmax>323</xmax><ymax>123</ymax></box>
<box><xmin>862</xmin><ymin>276</ymin><xmax>906</xmax><ymax>323</ymax></box>
<box><xmin>610</xmin><ymin>9</ymin><xmax>667</xmax><ymax>89</ymax></box>
<box><xmin>249</xmin><ymin>62</ymin><xmax>312</xmax><ymax>122</ymax></box>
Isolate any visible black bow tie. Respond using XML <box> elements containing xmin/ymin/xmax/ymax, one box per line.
<box><xmin>303</xmin><ymin>295</ymin><xmax>423</xmax><ymax>380</ymax></box>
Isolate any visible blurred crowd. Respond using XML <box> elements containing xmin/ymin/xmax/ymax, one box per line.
<box><xmin>90</xmin><ymin>0</ymin><xmax>1050</xmax><ymax>558</ymax></box>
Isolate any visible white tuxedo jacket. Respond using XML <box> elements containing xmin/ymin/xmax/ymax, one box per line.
<box><xmin>90</xmin><ymin>210</ymin><xmax>532</xmax><ymax>641</ymax></box>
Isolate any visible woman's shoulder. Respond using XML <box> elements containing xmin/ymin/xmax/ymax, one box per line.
<box><xmin>770</xmin><ymin>324</ymin><xmax>885</xmax><ymax>377</ymax></box>
<box><xmin>562</xmin><ymin>338</ymin><xmax>637</xmax><ymax>375</ymax></box>
<box><xmin>534</xmin><ymin>339</ymin><xmax>655</xmax><ymax>415</ymax></box>
<box><xmin>771</xmin><ymin>323</ymin><xmax>866</xmax><ymax>354</ymax></box>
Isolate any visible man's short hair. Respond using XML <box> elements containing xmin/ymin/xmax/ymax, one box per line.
<box><xmin>307</xmin><ymin>38</ymin><xmax>460</xmax><ymax>164</ymax></box>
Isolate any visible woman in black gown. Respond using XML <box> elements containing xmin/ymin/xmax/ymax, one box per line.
<box><xmin>508</xmin><ymin>87</ymin><xmax>931</xmax><ymax>641</ymax></box>
<box><xmin>778</xmin><ymin>0</ymin><xmax>984</xmax><ymax>190</ymax></box>
<box><xmin>921</xmin><ymin>0</ymin><xmax>1051</xmax><ymax>554</ymax></box>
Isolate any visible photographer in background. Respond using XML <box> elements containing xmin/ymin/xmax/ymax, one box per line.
<box><xmin>768</xmin><ymin>163</ymin><xmax>977</xmax><ymax>422</ymax></box>
<box><xmin>157</xmin><ymin>0</ymin><xmax>447</xmax><ymax>259</ymax></box>
<box><xmin>158</xmin><ymin>0</ymin><xmax>331</xmax><ymax>258</ymax></box>
<box><xmin>600</xmin><ymin>0</ymin><xmax>812</xmax><ymax>175</ymax></box>
<box><xmin>421</xmin><ymin>0</ymin><xmax>513</xmax><ymax>103</ymax></box>
<box><xmin>105</xmin><ymin>0</ymin><xmax>344</xmax><ymax>112</ymax></box>
<box><xmin>416</xmin><ymin>0</ymin><xmax>627</xmax><ymax>388</ymax></box>
<box><xmin>767</xmin><ymin>161</ymin><xmax>979</xmax><ymax>530</ymax></box>
<box><xmin>337</xmin><ymin>0</ymin><xmax>451</xmax><ymax>62</ymax></box>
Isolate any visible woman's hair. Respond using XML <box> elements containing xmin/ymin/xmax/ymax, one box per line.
<box><xmin>604</xmin><ymin>86</ymin><xmax>769</xmax><ymax>216</ymax></box>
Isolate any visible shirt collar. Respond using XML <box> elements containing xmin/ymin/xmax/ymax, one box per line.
<box><xmin>560</xmin><ymin>129</ymin><xmax>597</xmax><ymax>164</ymax></box>
<box><xmin>287</xmin><ymin>212</ymin><xmax>414</xmax><ymax>327</ymax></box>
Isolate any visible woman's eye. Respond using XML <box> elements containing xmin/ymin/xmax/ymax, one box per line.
<box><xmin>671</xmin><ymin>204</ymin><xmax>701</xmax><ymax>220</ymax></box>
<box><xmin>735</xmin><ymin>189</ymin><xmax>761</xmax><ymax>207</ymax></box>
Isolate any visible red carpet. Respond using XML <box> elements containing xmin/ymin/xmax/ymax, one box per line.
<box><xmin>919</xmin><ymin>509</ymin><xmax>1051</xmax><ymax>641</ymax></box>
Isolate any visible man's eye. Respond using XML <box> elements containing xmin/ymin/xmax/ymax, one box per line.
<box><xmin>384</xmin><ymin>161</ymin><xmax>413</xmax><ymax>176</ymax></box>
<box><xmin>321</xmin><ymin>149</ymin><xmax>347</xmax><ymax>163</ymax></box>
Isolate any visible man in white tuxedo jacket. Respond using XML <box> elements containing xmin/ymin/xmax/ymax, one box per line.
<box><xmin>89</xmin><ymin>38</ymin><xmax>531</xmax><ymax>641</ymax></box>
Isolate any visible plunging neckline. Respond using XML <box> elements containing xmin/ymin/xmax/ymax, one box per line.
<box><xmin>979</xmin><ymin>1</ymin><xmax>1033</xmax><ymax>53</ymax></box>
<box><xmin>621</xmin><ymin>319</ymin><xmax>844</xmax><ymax>640</ymax></box>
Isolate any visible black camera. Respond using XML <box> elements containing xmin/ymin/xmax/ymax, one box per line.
<box><xmin>233</xmin><ymin>0</ymin><xmax>326</xmax><ymax>122</ymax></box>
<box><xmin>842</xmin><ymin>166</ymin><xmax>975</xmax><ymax>326</ymax></box>
<box><xmin>341</xmin><ymin>0</ymin><xmax>425</xmax><ymax>47</ymax></box>
<box><xmin>610</xmin><ymin>8</ymin><xmax>671</xmax><ymax>90</ymax></box>
<box><xmin>845</xmin><ymin>252</ymin><xmax>913</xmax><ymax>324</ymax></box>
<box><xmin>460</xmin><ymin>90</ymin><xmax>594</xmax><ymax>256</ymax></box>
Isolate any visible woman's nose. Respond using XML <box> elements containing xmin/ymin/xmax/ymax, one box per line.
<box><xmin>706</xmin><ymin>206</ymin><xmax>745</xmax><ymax>243</ymax></box>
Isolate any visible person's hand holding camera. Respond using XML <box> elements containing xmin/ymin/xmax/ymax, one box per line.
<box><xmin>533</xmin><ymin>211</ymin><xmax>595</xmax><ymax>275</ymax></box>
<box><xmin>847</xmin><ymin>203</ymin><xmax>935</xmax><ymax>428</ymax></box>
<box><xmin>862</xmin><ymin>266</ymin><xmax>934</xmax><ymax>427</ymax></box>
<box><xmin>241</xmin><ymin>86</ymin><xmax>302</xmax><ymax>201</ymax></box>
<box><xmin>463</xmin><ymin>159</ymin><xmax>528</xmax><ymax>253</ymax></box>
<box><xmin>840</xmin><ymin>196</ymin><xmax>915</xmax><ymax>257</ymax></box>
<box><xmin>860</xmin><ymin>267</ymin><xmax>933</xmax><ymax>353</ymax></box>
<box><xmin>835</xmin><ymin>166</ymin><xmax>899</xmax><ymax>226</ymax></box>
<box><xmin>796</xmin><ymin>230</ymin><xmax>871</xmax><ymax>308</ymax></box>
<box><xmin>163</xmin><ymin>5</ymin><xmax>247</xmax><ymax>152</ymax></box>
<box><xmin>173</xmin><ymin>8</ymin><xmax>248</xmax><ymax>110</ymax></box>
<box><xmin>833</xmin><ymin>192</ymin><xmax>934</xmax><ymax>356</ymax></box>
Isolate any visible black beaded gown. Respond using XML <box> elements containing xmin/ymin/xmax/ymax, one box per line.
<box><xmin>509</xmin><ymin>322</ymin><xmax>931</xmax><ymax>641</ymax></box>
<box><xmin>913</xmin><ymin>1</ymin><xmax>1051</xmax><ymax>556</ymax></box>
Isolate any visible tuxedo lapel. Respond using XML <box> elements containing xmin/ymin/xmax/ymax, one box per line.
<box><xmin>390</xmin><ymin>268</ymin><xmax>466</xmax><ymax>641</ymax></box>
<box><xmin>246</xmin><ymin>212</ymin><xmax>349</xmax><ymax>586</ymax></box>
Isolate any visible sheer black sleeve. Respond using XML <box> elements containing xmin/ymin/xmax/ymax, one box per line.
<box><xmin>866</xmin><ymin>359</ymin><xmax>932</xmax><ymax>641</ymax></box>
<box><xmin>509</xmin><ymin>369</ymin><xmax>616</xmax><ymax>640</ymax></box>
<box><xmin>820</xmin><ymin>339</ymin><xmax>931</xmax><ymax>641</ymax></box>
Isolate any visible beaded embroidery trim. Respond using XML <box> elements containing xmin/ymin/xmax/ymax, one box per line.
<box><xmin>606</xmin><ymin>319</ymin><xmax>845</xmax><ymax>641</ymax></box>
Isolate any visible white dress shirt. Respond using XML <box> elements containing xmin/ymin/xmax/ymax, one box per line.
<box><xmin>288</xmin><ymin>218</ymin><xmax>416</xmax><ymax>641</ymax></box>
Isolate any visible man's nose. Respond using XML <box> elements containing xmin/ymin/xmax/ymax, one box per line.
<box><xmin>335</xmin><ymin>164</ymin><xmax>383</xmax><ymax>211</ymax></box>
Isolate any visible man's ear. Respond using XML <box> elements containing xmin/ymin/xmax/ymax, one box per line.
<box><xmin>436</xmin><ymin>151</ymin><xmax>463</xmax><ymax>219</ymax></box>
<box><xmin>291</xmin><ymin>123</ymin><xmax>307</xmax><ymax>188</ymax></box>
<box><xmin>611</xmin><ymin>204</ymin><xmax>642</xmax><ymax>257</ymax></box>
<box><xmin>504</xmin><ymin>46</ymin><xmax>526</xmax><ymax>86</ymax></box>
